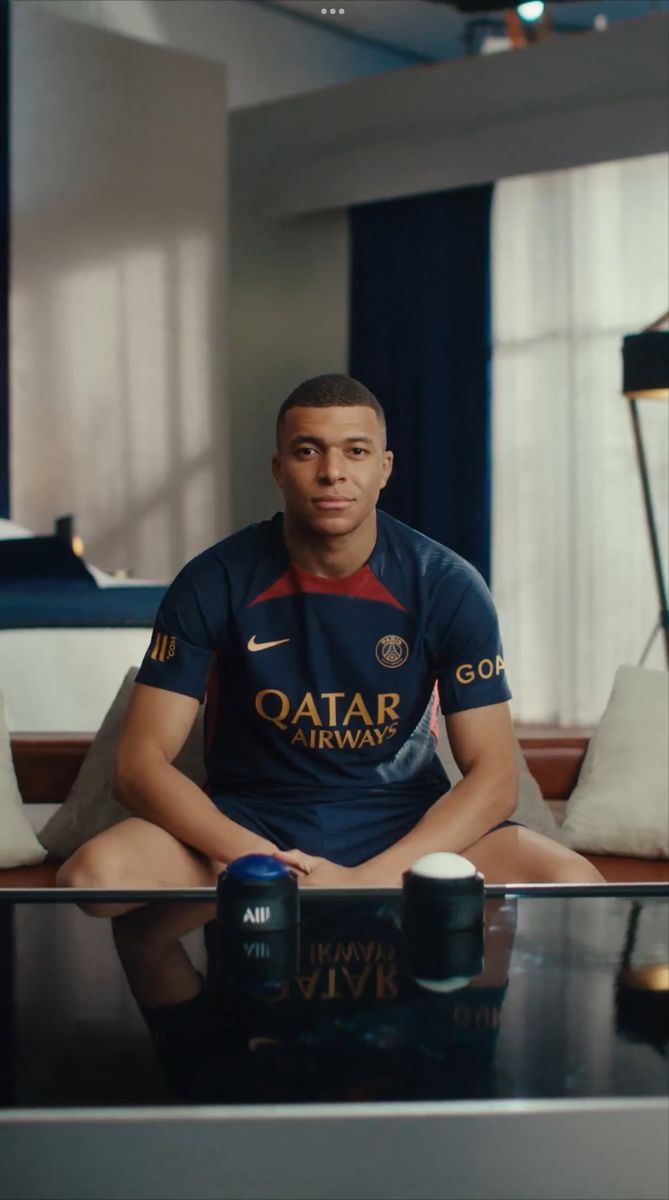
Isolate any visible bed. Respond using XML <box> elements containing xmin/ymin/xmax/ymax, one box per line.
<box><xmin>0</xmin><ymin>521</ymin><xmax>166</xmax><ymax>731</ymax></box>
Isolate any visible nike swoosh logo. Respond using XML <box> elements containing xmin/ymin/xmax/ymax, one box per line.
<box><xmin>247</xmin><ymin>635</ymin><xmax>291</xmax><ymax>653</ymax></box>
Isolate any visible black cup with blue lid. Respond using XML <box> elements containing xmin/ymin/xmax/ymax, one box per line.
<box><xmin>217</xmin><ymin>854</ymin><xmax>300</xmax><ymax>933</ymax></box>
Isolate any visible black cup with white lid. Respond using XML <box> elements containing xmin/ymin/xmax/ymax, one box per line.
<box><xmin>407</xmin><ymin>923</ymin><xmax>485</xmax><ymax>992</ymax></box>
<box><xmin>403</xmin><ymin>851</ymin><xmax>485</xmax><ymax>933</ymax></box>
<box><xmin>403</xmin><ymin>852</ymin><xmax>486</xmax><ymax>991</ymax></box>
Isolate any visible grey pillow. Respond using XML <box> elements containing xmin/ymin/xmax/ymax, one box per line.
<box><xmin>38</xmin><ymin>668</ymin><xmax>207</xmax><ymax>862</ymax></box>
<box><xmin>436</xmin><ymin>719</ymin><xmax>565</xmax><ymax>843</ymax></box>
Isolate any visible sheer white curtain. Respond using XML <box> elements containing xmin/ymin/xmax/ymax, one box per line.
<box><xmin>492</xmin><ymin>154</ymin><xmax>669</xmax><ymax>725</ymax></box>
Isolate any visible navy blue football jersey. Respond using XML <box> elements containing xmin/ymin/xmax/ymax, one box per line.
<box><xmin>136</xmin><ymin>511</ymin><xmax>511</xmax><ymax>810</ymax></box>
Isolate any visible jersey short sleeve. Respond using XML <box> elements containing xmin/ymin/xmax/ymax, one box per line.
<box><xmin>432</xmin><ymin>570</ymin><xmax>512</xmax><ymax>717</ymax></box>
<box><xmin>135</xmin><ymin>555</ymin><xmax>226</xmax><ymax>701</ymax></box>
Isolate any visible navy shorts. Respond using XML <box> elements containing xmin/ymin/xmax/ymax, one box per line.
<box><xmin>210</xmin><ymin>791</ymin><xmax>523</xmax><ymax>868</ymax></box>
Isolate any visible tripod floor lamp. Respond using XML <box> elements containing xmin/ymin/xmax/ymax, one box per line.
<box><xmin>622</xmin><ymin>312</ymin><xmax>669</xmax><ymax>668</ymax></box>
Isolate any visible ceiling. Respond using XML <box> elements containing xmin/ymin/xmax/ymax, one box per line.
<box><xmin>268</xmin><ymin>0</ymin><xmax>669</xmax><ymax>64</ymax></box>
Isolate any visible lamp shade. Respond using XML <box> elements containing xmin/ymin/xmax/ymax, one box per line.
<box><xmin>622</xmin><ymin>331</ymin><xmax>669</xmax><ymax>400</ymax></box>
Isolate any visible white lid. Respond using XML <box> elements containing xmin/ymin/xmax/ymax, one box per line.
<box><xmin>413</xmin><ymin>975</ymin><xmax>473</xmax><ymax>994</ymax></box>
<box><xmin>409</xmin><ymin>851</ymin><xmax>478</xmax><ymax>880</ymax></box>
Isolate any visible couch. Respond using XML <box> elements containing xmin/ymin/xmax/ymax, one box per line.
<box><xmin>2</xmin><ymin>732</ymin><xmax>668</xmax><ymax>887</ymax></box>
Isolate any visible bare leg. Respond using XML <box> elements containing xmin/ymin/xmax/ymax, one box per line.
<box><xmin>461</xmin><ymin>824</ymin><xmax>605</xmax><ymax>884</ymax></box>
<box><xmin>55</xmin><ymin>817</ymin><xmax>224</xmax><ymax>917</ymax></box>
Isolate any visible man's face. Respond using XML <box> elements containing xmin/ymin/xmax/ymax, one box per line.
<box><xmin>272</xmin><ymin>405</ymin><xmax>393</xmax><ymax>538</ymax></box>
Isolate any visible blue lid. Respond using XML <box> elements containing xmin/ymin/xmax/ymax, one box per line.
<box><xmin>226</xmin><ymin>854</ymin><xmax>291</xmax><ymax>881</ymax></box>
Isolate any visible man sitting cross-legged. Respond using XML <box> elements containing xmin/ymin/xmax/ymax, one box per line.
<box><xmin>56</xmin><ymin>374</ymin><xmax>603</xmax><ymax>916</ymax></box>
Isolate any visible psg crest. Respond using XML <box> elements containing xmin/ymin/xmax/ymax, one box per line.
<box><xmin>375</xmin><ymin>635</ymin><xmax>409</xmax><ymax>668</ymax></box>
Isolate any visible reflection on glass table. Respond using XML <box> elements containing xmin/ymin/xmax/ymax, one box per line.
<box><xmin>2</xmin><ymin>890</ymin><xmax>667</xmax><ymax>1110</ymax></box>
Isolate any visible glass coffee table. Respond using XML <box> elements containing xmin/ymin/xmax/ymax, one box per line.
<box><xmin>1</xmin><ymin>884</ymin><xmax>667</xmax><ymax>1199</ymax></box>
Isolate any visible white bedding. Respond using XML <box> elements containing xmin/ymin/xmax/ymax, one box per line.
<box><xmin>0</xmin><ymin>628</ymin><xmax>152</xmax><ymax>731</ymax></box>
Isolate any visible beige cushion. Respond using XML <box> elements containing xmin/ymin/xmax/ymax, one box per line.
<box><xmin>0</xmin><ymin>692</ymin><xmax>48</xmax><ymax>867</ymax></box>
<box><xmin>38</xmin><ymin>668</ymin><xmax>207</xmax><ymax>862</ymax></box>
<box><xmin>560</xmin><ymin>666</ymin><xmax>668</xmax><ymax>858</ymax></box>
<box><xmin>436</xmin><ymin>718</ymin><xmax>564</xmax><ymax>843</ymax></box>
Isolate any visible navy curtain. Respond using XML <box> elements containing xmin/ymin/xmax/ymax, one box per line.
<box><xmin>0</xmin><ymin>0</ymin><xmax>8</xmax><ymax>518</ymax></box>
<box><xmin>349</xmin><ymin>184</ymin><xmax>493</xmax><ymax>583</ymax></box>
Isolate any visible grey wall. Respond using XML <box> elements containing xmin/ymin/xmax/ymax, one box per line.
<box><xmin>232</xmin><ymin>15</ymin><xmax>669</xmax><ymax>218</ymax></box>
<box><xmin>228</xmin><ymin>206</ymin><xmax>350</xmax><ymax>530</ymax></box>
<box><xmin>26</xmin><ymin>0</ymin><xmax>409</xmax><ymax>110</ymax></box>
<box><xmin>10</xmin><ymin>6</ymin><xmax>668</xmax><ymax>547</ymax></box>
<box><xmin>228</xmin><ymin>15</ymin><xmax>668</xmax><ymax>529</ymax></box>
<box><xmin>11</xmin><ymin>6</ymin><xmax>229</xmax><ymax>578</ymax></box>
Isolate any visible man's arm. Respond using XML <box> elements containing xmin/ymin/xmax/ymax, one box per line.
<box><xmin>113</xmin><ymin>683</ymin><xmax>281</xmax><ymax>865</ymax></box>
<box><xmin>345</xmin><ymin>701</ymin><xmax>518</xmax><ymax>887</ymax></box>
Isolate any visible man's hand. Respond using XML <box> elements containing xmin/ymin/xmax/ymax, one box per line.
<box><xmin>302</xmin><ymin>860</ymin><xmax>359</xmax><ymax>888</ymax></box>
<box><xmin>271</xmin><ymin>847</ymin><xmax>318</xmax><ymax>875</ymax></box>
<box><xmin>272</xmin><ymin>848</ymin><xmax>358</xmax><ymax>887</ymax></box>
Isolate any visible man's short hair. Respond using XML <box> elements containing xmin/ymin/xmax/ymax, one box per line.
<box><xmin>276</xmin><ymin>374</ymin><xmax>386</xmax><ymax>447</ymax></box>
